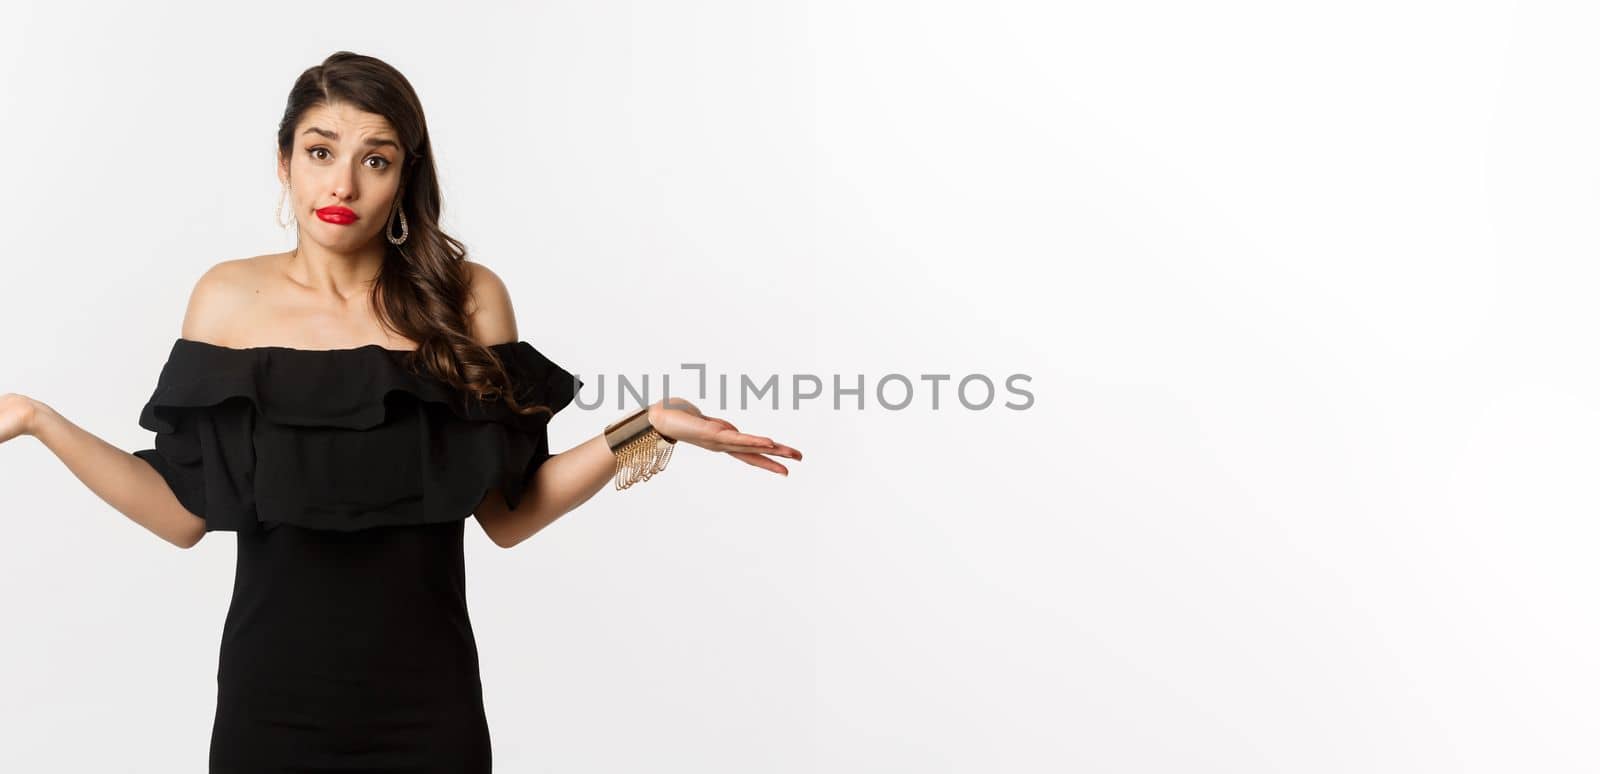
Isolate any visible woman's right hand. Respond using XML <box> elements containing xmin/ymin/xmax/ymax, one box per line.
<box><xmin>0</xmin><ymin>393</ymin><xmax>40</xmax><ymax>444</ymax></box>
<box><xmin>5</xmin><ymin>391</ymin><xmax>202</xmax><ymax>548</ymax></box>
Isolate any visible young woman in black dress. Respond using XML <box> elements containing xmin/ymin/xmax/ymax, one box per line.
<box><xmin>0</xmin><ymin>50</ymin><xmax>802</xmax><ymax>772</ymax></box>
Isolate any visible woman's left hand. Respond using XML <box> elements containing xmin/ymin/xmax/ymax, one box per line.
<box><xmin>647</xmin><ymin>398</ymin><xmax>803</xmax><ymax>476</ymax></box>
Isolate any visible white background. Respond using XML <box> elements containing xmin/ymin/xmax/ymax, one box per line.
<box><xmin>1</xmin><ymin>1</ymin><xmax>1595</xmax><ymax>771</ymax></box>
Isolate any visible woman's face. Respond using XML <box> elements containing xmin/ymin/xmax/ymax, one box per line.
<box><xmin>277</xmin><ymin>102</ymin><xmax>406</xmax><ymax>251</ymax></box>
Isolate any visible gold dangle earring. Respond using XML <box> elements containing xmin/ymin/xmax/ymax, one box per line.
<box><xmin>275</xmin><ymin>182</ymin><xmax>296</xmax><ymax>229</ymax></box>
<box><xmin>386</xmin><ymin>194</ymin><xmax>409</xmax><ymax>245</ymax></box>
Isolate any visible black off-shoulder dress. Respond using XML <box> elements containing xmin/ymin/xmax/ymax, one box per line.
<box><xmin>131</xmin><ymin>338</ymin><xmax>582</xmax><ymax>773</ymax></box>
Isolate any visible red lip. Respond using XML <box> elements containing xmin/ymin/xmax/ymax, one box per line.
<box><xmin>316</xmin><ymin>206</ymin><xmax>358</xmax><ymax>225</ymax></box>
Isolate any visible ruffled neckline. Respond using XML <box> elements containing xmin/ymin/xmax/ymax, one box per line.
<box><xmin>176</xmin><ymin>339</ymin><xmax>422</xmax><ymax>354</ymax></box>
<box><xmin>140</xmin><ymin>337</ymin><xmax>582</xmax><ymax>435</ymax></box>
<box><xmin>134</xmin><ymin>336</ymin><xmax>584</xmax><ymax>532</ymax></box>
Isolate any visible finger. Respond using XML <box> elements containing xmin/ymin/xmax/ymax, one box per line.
<box><xmin>717</xmin><ymin>430</ymin><xmax>779</xmax><ymax>449</ymax></box>
<box><xmin>701</xmin><ymin>415</ymin><xmax>738</xmax><ymax>432</ymax></box>
<box><xmin>706</xmin><ymin>428</ymin><xmax>800</xmax><ymax>459</ymax></box>
<box><xmin>680</xmin><ymin>420</ymin><xmax>800</xmax><ymax>459</ymax></box>
<box><xmin>763</xmin><ymin>443</ymin><xmax>802</xmax><ymax>460</ymax></box>
<box><xmin>728</xmin><ymin>451</ymin><xmax>790</xmax><ymax>476</ymax></box>
<box><xmin>739</xmin><ymin>439</ymin><xmax>800</xmax><ymax>460</ymax></box>
<box><xmin>700</xmin><ymin>419</ymin><xmax>799</xmax><ymax>458</ymax></box>
<box><xmin>715</xmin><ymin>442</ymin><xmax>791</xmax><ymax>456</ymax></box>
<box><xmin>731</xmin><ymin>443</ymin><xmax>801</xmax><ymax>460</ymax></box>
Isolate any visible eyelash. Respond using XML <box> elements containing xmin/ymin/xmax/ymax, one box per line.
<box><xmin>306</xmin><ymin>146</ymin><xmax>391</xmax><ymax>170</ymax></box>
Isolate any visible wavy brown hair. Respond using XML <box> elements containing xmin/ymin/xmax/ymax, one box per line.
<box><xmin>276</xmin><ymin>51</ymin><xmax>553</xmax><ymax>420</ymax></box>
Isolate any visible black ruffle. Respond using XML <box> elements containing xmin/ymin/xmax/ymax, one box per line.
<box><xmin>132</xmin><ymin>339</ymin><xmax>584</xmax><ymax>533</ymax></box>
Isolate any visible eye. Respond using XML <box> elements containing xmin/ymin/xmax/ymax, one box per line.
<box><xmin>304</xmin><ymin>146</ymin><xmax>390</xmax><ymax>170</ymax></box>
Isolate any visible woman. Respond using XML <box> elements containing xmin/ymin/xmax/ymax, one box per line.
<box><xmin>0</xmin><ymin>51</ymin><xmax>801</xmax><ymax>772</ymax></box>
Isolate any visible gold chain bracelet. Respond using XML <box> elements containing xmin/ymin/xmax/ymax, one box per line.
<box><xmin>604</xmin><ymin>405</ymin><xmax>677</xmax><ymax>490</ymax></box>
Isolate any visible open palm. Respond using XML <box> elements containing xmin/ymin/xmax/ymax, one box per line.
<box><xmin>647</xmin><ymin>398</ymin><xmax>803</xmax><ymax>476</ymax></box>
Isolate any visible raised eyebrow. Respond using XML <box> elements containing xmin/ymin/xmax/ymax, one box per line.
<box><xmin>300</xmin><ymin>126</ymin><xmax>401</xmax><ymax>152</ymax></box>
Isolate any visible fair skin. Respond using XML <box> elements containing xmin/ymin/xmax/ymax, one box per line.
<box><xmin>0</xmin><ymin>102</ymin><xmax>802</xmax><ymax>550</ymax></box>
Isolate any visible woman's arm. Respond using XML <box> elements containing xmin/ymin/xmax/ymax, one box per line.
<box><xmin>472</xmin><ymin>430</ymin><xmax>618</xmax><ymax>548</ymax></box>
<box><xmin>2</xmin><ymin>394</ymin><xmax>206</xmax><ymax>549</ymax></box>
<box><xmin>459</xmin><ymin>261</ymin><xmax>802</xmax><ymax>549</ymax></box>
<box><xmin>473</xmin><ymin>398</ymin><xmax>802</xmax><ymax>549</ymax></box>
<box><xmin>0</xmin><ymin>264</ymin><xmax>237</xmax><ymax>549</ymax></box>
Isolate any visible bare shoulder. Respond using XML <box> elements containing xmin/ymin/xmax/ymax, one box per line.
<box><xmin>178</xmin><ymin>256</ymin><xmax>271</xmax><ymax>344</ymax></box>
<box><xmin>463</xmin><ymin>259</ymin><xmax>518</xmax><ymax>345</ymax></box>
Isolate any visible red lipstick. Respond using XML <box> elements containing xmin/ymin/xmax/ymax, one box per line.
<box><xmin>316</xmin><ymin>206</ymin><xmax>358</xmax><ymax>225</ymax></box>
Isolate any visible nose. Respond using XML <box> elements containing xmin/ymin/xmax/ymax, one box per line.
<box><xmin>331</xmin><ymin>163</ymin><xmax>358</xmax><ymax>202</ymax></box>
